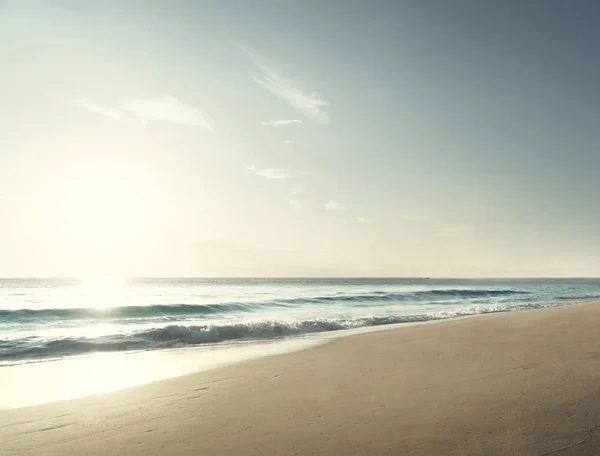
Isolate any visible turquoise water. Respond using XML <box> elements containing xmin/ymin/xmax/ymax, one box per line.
<box><xmin>1</xmin><ymin>278</ymin><xmax>599</xmax><ymax>365</ymax></box>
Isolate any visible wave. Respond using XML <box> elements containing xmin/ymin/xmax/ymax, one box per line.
<box><xmin>0</xmin><ymin>302</ymin><xmax>262</xmax><ymax>323</ymax></box>
<box><xmin>0</xmin><ymin>288</ymin><xmax>529</xmax><ymax>324</ymax></box>
<box><xmin>282</xmin><ymin>289</ymin><xmax>528</xmax><ymax>305</ymax></box>
<box><xmin>555</xmin><ymin>294</ymin><xmax>600</xmax><ymax>301</ymax></box>
<box><xmin>0</xmin><ymin>303</ymin><xmax>543</xmax><ymax>363</ymax></box>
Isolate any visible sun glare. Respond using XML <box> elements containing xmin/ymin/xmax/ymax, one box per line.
<box><xmin>57</xmin><ymin>168</ymin><xmax>148</xmax><ymax>253</ymax></box>
<box><xmin>79</xmin><ymin>276</ymin><xmax>126</xmax><ymax>309</ymax></box>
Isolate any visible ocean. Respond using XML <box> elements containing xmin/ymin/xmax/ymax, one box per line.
<box><xmin>2</xmin><ymin>278</ymin><xmax>599</xmax><ymax>367</ymax></box>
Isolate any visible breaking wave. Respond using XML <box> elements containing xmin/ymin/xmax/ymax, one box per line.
<box><xmin>0</xmin><ymin>303</ymin><xmax>543</xmax><ymax>363</ymax></box>
<box><xmin>0</xmin><ymin>288</ymin><xmax>529</xmax><ymax>323</ymax></box>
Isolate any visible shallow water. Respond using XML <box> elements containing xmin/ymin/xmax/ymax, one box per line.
<box><xmin>2</xmin><ymin>278</ymin><xmax>599</xmax><ymax>365</ymax></box>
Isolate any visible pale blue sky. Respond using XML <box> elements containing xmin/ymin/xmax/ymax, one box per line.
<box><xmin>1</xmin><ymin>0</ymin><xmax>600</xmax><ymax>277</ymax></box>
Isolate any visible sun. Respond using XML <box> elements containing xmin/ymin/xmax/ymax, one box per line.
<box><xmin>79</xmin><ymin>276</ymin><xmax>126</xmax><ymax>309</ymax></box>
<box><xmin>57</xmin><ymin>164</ymin><xmax>148</xmax><ymax>254</ymax></box>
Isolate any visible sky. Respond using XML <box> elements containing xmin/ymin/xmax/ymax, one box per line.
<box><xmin>1</xmin><ymin>0</ymin><xmax>600</xmax><ymax>278</ymax></box>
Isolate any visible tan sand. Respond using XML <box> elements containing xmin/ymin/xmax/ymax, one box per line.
<box><xmin>3</xmin><ymin>301</ymin><xmax>600</xmax><ymax>455</ymax></box>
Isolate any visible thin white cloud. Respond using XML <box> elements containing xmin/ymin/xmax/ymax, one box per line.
<box><xmin>248</xmin><ymin>165</ymin><xmax>293</xmax><ymax>179</ymax></box>
<box><xmin>262</xmin><ymin>120</ymin><xmax>304</xmax><ymax>126</ymax></box>
<box><xmin>284</xmin><ymin>140</ymin><xmax>295</xmax><ymax>144</ymax></box>
<box><xmin>75</xmin><ymin>98</ymin><xmax>134</xmax><ymax>123</ymax></box>
<box><xmin>291</xmin><ymin>188</ymin><xmax>306</xmax><ymax>195</ymax></box>
<box><xmin>289</xmin><ymin>198</ymin><xmax>303</xmax><ymax>209</ymax></box>
<box><xmin>356</xmin><ymin>216</ymin><xmax>371</xmax><ymax>224</ymax></box>
<box><xmin>241</xmin><ymin>45</ymin><xmax>331</xmax><ymax>124</ymax></box>
<box><xmin>324</xmin><ymin>201</ymin><xmax>346</xmax><ymax>211</ymax></box>
<box><xmin>121</xmin><ymin>95</ymin><xmax>213</xmax><ymax>130</ymax></box>
<box><xmin>74</xmin><ymin>95</ymin><xmax>213</xmax><ymax>130</ymax></box>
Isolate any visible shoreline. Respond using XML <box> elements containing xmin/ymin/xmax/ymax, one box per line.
<box><xmin>3</xmin><ymin>300</ymin><xmax>600</xmax><ymax>454</ymax></box>
<box><xmin>0</xmin><ymin>300</ymin><xmax>582</xmax><ymax>410</ymax></box>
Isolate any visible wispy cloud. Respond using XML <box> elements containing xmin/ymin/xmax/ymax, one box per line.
<box><xmin>75</xmin><ymin>98</ymin><xmax>135</xmax><ymax>123</ymax></box>
<box><xmin>75</xmin><ymin>95</ymin><xmax>213</xmax><ymax>130</ymax></box>
<box><xmin>262</xmin><ymin>120</ymin><xmax>304</xmax><ymax>126</ymax></box>
<box><xmin>324</xmin><ymin>201</ymin><xmax>346</xmax><ymax>211</ymax></box>
<box><xmin>284</xmin><ymin>140</ymin><xmax>295</xmax><ymax>144</ymax></box>
<box><xmin>122</xmin><ymin>95</ymin><xmax>213</xmax><ymax>130</ymax></box>
<box><xmin>291</xmin><ymin>188</ymin><xmax>306</xmax><ymax>195</ymax></box>
<box><xmin>248</xmin><ymin>165</ymin><xmax>293</xmax><ymax>179</ymax></box>
<box><xmin>356</xmin><ymin>216</ymin><xmax>371</xmax><ymax>224</ymax></box>
<box><xmin>241</xmin><ymin>45</ymin><xmax>331</xmax><ymax>124</ymax></box>
<box><xmin>289</xmin><ymin>198</ymin><xmax>303</xmax><ymax>209</ymax></box>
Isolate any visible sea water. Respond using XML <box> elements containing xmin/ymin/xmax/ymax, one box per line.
<box><xmin>1</xmin><ymin>278</ymin><xmax>598</xmax><ymax>408</ymax></box>
<box><xmin>2</xmin><ymin>278</ymin><xmax>600</xmax><ymax>365</ymax></box>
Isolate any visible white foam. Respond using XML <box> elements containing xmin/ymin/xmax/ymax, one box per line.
<box><xmin>0</xmin><ymin>315</ymin><xmax>470</xmax><ymax>410</ymax></box>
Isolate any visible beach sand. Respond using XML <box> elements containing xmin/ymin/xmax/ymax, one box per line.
<box><xmin>3</xmin><ymin>301</ymin><xmax>600</xmax><ymax>455</ymax></box>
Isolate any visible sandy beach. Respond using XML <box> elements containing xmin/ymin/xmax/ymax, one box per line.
<box><xmin>3</xmin><ymin>301</ymin><xmax>600</xmax><ymax>455</ymax></box>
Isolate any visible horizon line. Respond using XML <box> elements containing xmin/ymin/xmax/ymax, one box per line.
<box><xmin>1</xmin><ymin>276</ymin><xmax>600</xmax><ymax>280</ymax></box>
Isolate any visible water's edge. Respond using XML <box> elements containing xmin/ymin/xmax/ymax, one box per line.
<box><xmin>0</xmin><ymin>300</ymin><xmax>584</xmax><ymax>410</ymax></box>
